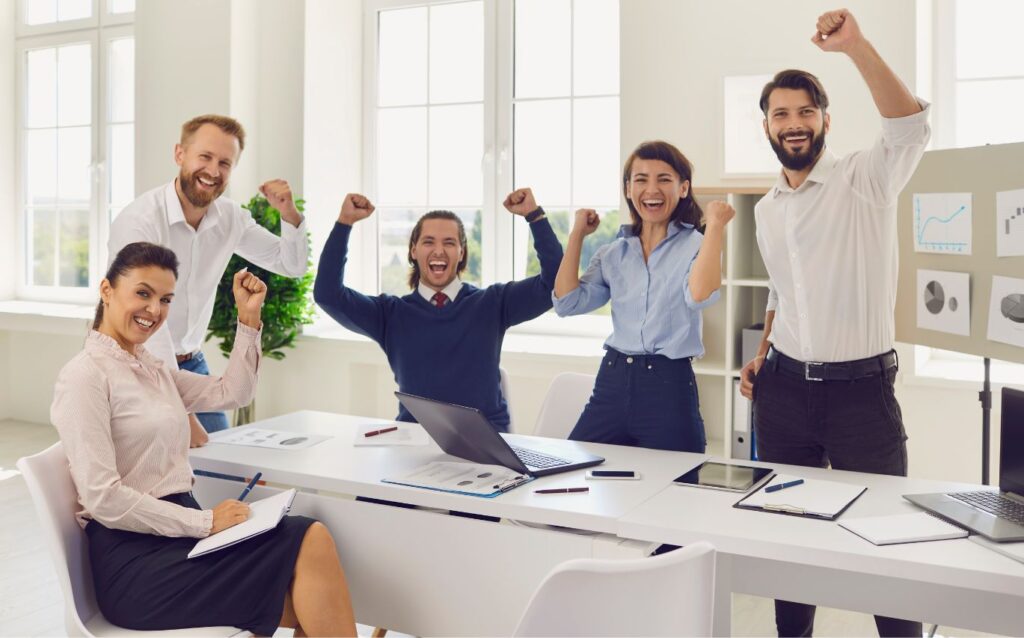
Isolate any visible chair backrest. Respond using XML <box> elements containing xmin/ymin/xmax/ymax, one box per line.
<box><xmin>532</xmin><ymin>372</ymin><xmax>596</xmax><ymax>439</ymax></box>
<box><xmin>17</xmin><ymin>442</ymin><xmax>97</xmax><ymax>636</ymax></box>
<box><xmin>513</xmin><ymin>541</ymin><xmax>717</xmax><ymax>637</ymax></box>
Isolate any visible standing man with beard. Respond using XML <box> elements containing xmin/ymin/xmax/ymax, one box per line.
<box><xmin>738</xmin><ymin>9</ymin><xmax>929</xmax><ymax>638</ymax></box>
<box><xmin>109</xmin><ymin>115</ymin><xmax>309</xmax><ymax>437</ymax></box>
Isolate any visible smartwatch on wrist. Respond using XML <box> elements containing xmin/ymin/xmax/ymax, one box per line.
<box><xmin>524</xmin><ymin>207</ymin><xmax>545</xmax><ymax>223</ymax></box>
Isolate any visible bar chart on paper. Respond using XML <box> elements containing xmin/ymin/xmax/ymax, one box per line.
<box><xmin>997</xmin><ymin>189</ymin><xmax>1024</xmax><ymax>257</ymax></box>
<box><xmin>913</xmin><ymin>193</ymin><xmax>973</xmax><ymax>255</ymax></box>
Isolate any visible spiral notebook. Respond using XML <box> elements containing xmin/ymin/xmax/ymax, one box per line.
<box><xmin>734</xmin><ymin>474</ymin><xmax>866</xmax><ymax>520</ymax></box>
<box><xmin>188</xmin><ymin>488</ymin><xmax>296</xmax><ymax>559</ymax></box>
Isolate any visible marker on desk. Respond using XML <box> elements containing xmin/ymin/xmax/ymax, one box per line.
<box><xmin>238</xmin><ymin>472</ymin><xmax>263</xmax><ymax>502</ymax></box>
<box><xmin>364</xmin><ymin>426</ymin><xmax>399</xmax><ymax>438</ymax></box>
<box><xmin>765</xmin><ymin>478</ymin><xmax>804</xmax><ymax>493</ymax></box>
<box><xmin>534</xmin><ymin>487</ymin><xmax>589</xmax><ymax>494</ymax></box>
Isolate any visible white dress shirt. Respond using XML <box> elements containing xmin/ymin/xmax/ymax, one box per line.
<box><xmin>755</xmin><ymin>101</ymin><xmax>931</xmax><ymax>363</ymax></box>
<box><xmin>417</xmin><ymin>277</ymin><xmax>463</xmax><ymax>304</ymax></box>
<box><xmin>108</xmin><ymin>181</ymin><xmax>309</xmax><ymax>365</ymax></box>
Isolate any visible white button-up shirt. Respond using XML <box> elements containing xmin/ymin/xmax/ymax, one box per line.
<box><xmin>417</xmin><ymin>277</ymin><xmax>464</xmax><ymax>304</ymax></box>
<box><xmin>755</xmin><ymin>101</ymin><xmax>931</xmax><ymax>363</ymax></box>
<box><xmin>109</xmin><ymin>181</ymin><xmax>309</xmax><ymax>365</ymax></box>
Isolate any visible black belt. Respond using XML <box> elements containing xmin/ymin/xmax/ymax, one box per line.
<box><xmin>766</xmin><ymin>347</ymin><xmax>897</xmax><ymax>382</ymax></box>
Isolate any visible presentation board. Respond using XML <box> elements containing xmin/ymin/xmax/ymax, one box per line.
<box><xmin>895</xmin><ymin>142</ymin><xmax>1024</xmax><ymax>364</ymax></box>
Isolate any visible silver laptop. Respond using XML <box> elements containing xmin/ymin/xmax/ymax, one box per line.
<box><xmin>395</xmin><ymin>391</ymin><xmax>604</xmax><ymax>477</ymax></box>
<box><xmin>905</xmin><ymin>387</ymin><xmax>1024</xmax><ymax>542</ymax></box>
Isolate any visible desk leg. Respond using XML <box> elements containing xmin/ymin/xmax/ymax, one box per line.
<box><xmin>712</xmin><ymin>553</ymin><xmax>732</xmax><ymax>637</ymax></box>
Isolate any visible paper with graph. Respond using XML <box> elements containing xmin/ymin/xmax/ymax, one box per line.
<box><xmin>913</xmin><ymin>193</ymin><xmax>972</xmax><ymax>255</ymax></box>
<box><xmin>917</xmin><ymin>270</ymin><xmax>971</xmax><ymax>336</ymax></box>
<box><xmin>987</xmin><ymin>276</ymin><xmax>1024</xmax><ymax>349</ymax></box>
<box><xmin>996</xmin><ymin>189</ymin><xmax>1024</xmax><ymax>258</ymax></box>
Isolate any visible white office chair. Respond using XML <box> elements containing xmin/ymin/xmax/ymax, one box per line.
<box><xmin>532</xmin><ymin>372</ymin><xmax>596</xmax><ymax>439</ymax></box>
<box><xmin>17</xmin><ymin>443</ymin><xmax>247</xmax><ymax>637</ymax></box>
<box><xmin>513</xmin><ymin>541</ymin><xmax>717</xmax><ymax>637</ymax></box>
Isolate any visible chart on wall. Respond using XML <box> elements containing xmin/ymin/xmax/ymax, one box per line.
<box><xmin>917</xmin><ymin>269</ymin><xmax>971</xmax><ymax>336</ymax></box>
<box><xmin>987</xmin><ymin>275</ymin><xmax>1024</xmax><ymax>349</ymax></box>
<box><xmin>996</xmin><ymin>189</ymin><xmax>1024</xmax><ymax>257</ymax></box>
<box><xmin>913</xmin><ymin>193</ymin><xmax>973</xmax><ymax>255</ymax></box>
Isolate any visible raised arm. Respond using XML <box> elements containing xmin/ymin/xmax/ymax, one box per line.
<box><xmin>687</xmin><ymin>200</ymin><xmax>734</xmax><ymax>303</ymax></box>
<box><xmin>499</xmin><ymin>188</ymin><xmax>565</xmax><ymax>327</ymax></box>
<box><xmin>812</xmin><ymin>9</ymin><xmax>920</xmax><ymax>118</ymax></box>
<box><xmin>235</xmin><ymin>179</ymin><xmax>309</xmax><ymax>278</ymax></box>
<box><xmin>312</xmin><ymin>194</ymin><xmax>392</xmax><ymax>344</ymax></box>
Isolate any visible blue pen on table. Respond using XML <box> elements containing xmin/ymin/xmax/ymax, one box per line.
<box><xmin>238</xmin><ymin>472</ymin><xmax>263</xmax><ymax>502</ymax></box>
<box><xmin>765</xmin><ymin>478</ymin><xmax>804</xmax><ymax>493</ymax></box>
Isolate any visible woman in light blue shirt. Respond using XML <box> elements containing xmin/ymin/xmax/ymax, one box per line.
<box><xmin>553</xmin><ymin>140</ymin><xmax>734</xmax><ymax>452</ymax></box>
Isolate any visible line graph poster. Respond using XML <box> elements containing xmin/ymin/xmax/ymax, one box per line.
<box><xmin>913</xmin><ymin>192</ymin><xmax>972</xmax><ymax>255</ymax></box>
<box><xmin>996</xmin><ymin>189</ymin><xmax>1024</xmax><ymax>257</ymax></box>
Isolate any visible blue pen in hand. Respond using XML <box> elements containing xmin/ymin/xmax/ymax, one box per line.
<box><xmin>766</xmin><ymin>478</ymin><xmax>804</xmax><ymax>493</ymax></box>
<box><xmin>238</xmin><ymin>472</ymin><xmax>263</xmax><ymax>502</ymax></box>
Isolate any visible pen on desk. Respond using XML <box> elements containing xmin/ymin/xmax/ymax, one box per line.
<box><xmin>765</xmin><ymin>478</ymin><xmax>804</xmax><ymax>493</ymax></box>
<box><xmin>534</xmin><ymin>487</ymin><xmax>589</xmax><ymax>494</ymax></box>
<box><xmin>364</xmin><ymin>426</ymin><xmax>399</xmax><ymax>438</ymax></box>
<box><xmin>238</xmin><ymin>472</ymin><xmax>263</xmax><ymax>502</ymax></box>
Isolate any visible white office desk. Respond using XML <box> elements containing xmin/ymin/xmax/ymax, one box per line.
<box><xmin>190</xmin><ymin>411</ymin><xmax>1024</xmax><ymax>636</ymax></box>
<box><xmin>618</xmin><ymin>462</ymin><xmax>1024</xmax><ymax>636</ymax></box>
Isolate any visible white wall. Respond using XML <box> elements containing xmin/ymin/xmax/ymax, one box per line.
<box><xmin>620</xmin><ymin>0</ymin><xmax>918</xmax><ymax>188</ymax></box>
<box><xmin>1</xmin><ymin>1</ymin><xmax>17</xmax><ymax>300</ymax></box>
<box><xmin>0</xmin><ymin>331</ymin><xmax>10</xmax><ymax>420</ymax></box>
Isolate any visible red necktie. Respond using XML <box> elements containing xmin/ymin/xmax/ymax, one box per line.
<box><xmin>432</xmin><ymin>292</ymin><xmax>449</xmax><ymax>308</ymax></box>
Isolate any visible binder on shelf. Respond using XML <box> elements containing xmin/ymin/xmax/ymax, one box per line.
<box><xmin>734</xmin><ymin>474</ymin><xmax>866</xmax><ymax>520</ymax></box>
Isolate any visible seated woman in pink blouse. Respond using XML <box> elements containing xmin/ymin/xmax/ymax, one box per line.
<box><xmin>51</xmin><ymin>242</ymin><xmax>356</xmax><ymax>636</ymax></box>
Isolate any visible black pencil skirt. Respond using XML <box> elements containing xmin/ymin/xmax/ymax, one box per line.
<box><xmin>85</xmin><ymin>492</ymin><xmax>316</xmax><ymax>636</ymax></box>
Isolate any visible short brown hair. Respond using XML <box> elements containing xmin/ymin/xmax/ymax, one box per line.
<box><xmin>180</xmin><ymin>114</ymin><xmax>246</xmax><ymax>152</ymax></box>
<box><xmin>759</xmin><ymin>69</ymin><xmax>830</xmax><ymax>116</ymax></box>
<box><xmin>407</xmin><ymin>211</ymin><xmax>468</xmax><ymax>289</ymax></box>
<box><xmin>622</xmin><ymin>140</ymin><xmax>703</xmax><ymax>235</ymax></box>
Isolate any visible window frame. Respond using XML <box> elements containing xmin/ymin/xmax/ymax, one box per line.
<box><xmin>14</xmin><ymin>0</ymin><xmax>134</xmax><ymax>304</ymax></box>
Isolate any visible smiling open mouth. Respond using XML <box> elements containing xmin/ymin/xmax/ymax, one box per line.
<box><xmin>641</xmin><ymin>199</ymin><xmax>665</xmax><ymax>213</ymax></box>
<box><xmin>428</xmin><ymin>260</ymin><xmax>448</xmax><ymax>275</ymax></box>
<box><xmin>133</xmin><ymin>316</ymin><xmax>155</xmax><ymax>330</ymax></box>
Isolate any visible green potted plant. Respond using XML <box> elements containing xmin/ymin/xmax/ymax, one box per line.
<box><xmin>205</xmin><ymin>194</ymin><xmax>315</xmax><ymax>425</ymax></box>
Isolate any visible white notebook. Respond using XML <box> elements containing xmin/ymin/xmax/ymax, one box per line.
<box><xmin>188</xmin><ymin>488</ymin><xmax>296</xmax><ymax>559</ymax></box>
<box><xmin>736</xmin><ymin>474</ymin><xmax>866</xmax><ymax>520</ymax></box>
<box><xmin>839</xmin><ymin>512</ymin><xmax>968</xmax><ymax>545</ymax></box>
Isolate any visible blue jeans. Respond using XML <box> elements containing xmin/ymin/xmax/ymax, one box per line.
<box><xmin>177</xmin><ymin>351</ymin><xmax>230</xmax><ymax>433</ymax></box>
<box><xmin>569</xmin><ymin>349</ymin><xmax>706</xmax><ymax>453</ymax></box>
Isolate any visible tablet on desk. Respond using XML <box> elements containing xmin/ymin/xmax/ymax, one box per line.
<box><xmin>673</xmin><ymin>461</ymin><xmax>773</xmax><ymax>493</ymax></box>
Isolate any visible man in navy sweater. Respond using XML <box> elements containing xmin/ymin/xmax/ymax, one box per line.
<box><xmin>314</xmin><ymin>189</ymin><xmax>563</xmax><ymax>432</ymax></box>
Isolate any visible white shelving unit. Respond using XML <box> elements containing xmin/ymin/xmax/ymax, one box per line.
<box><xmin>692</xmin><ymin>186</ymin><xmax>771</xmax><ymax>458</ymax></box>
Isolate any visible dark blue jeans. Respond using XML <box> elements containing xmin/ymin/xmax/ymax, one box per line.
<box><xmin>752</xmin><ymin>350</ymin><xmax>920</xmax><ymax>637</ymax></box>
<box><xmin>178</xmin><ymin>351</ymin><xmax>230</xmax><ymax>433</ymax></box>
<box><xmin>569</xmin><ymin>349</ymin><xmax>706</xmax><ymax>453</ymax></box>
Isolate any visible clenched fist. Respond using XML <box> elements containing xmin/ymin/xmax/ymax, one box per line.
<box><xmin>338</xmin><ymin>193</ymin><xmax>375</xmax><ymax>226</ymax></box>
<box><xmin>571</xmin><ymin>209</ymin><xmax>601</xmax><ymax>238</ymax></box>
<box><xmin>232</xmin><ymin>268</ymin><xmax>267</xmax><ymax>329</ymax></box>
<box><xmin>811</xmin><ymin>9</ymin><xmax>865</xmax><ymax>53</ymax></box>
<box><xmin>503</xmin><ymin>188</ymin><xmax>538</xmax><ymax>216</ymax></box>
<box><xmin>259</xmin><ymin>179</ymin><xmax>302</xmax><ymax>225</ymax></box>
<box><xmin>704</xmin><ymin>200</ymin><xmax>735</xmax><ymax>230</ymax></box>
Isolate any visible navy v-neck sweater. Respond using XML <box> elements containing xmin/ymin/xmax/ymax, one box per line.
<box><xmin>313</xmin><ymin>217</ymin><xmax>563</xmax><ymax>430</ymax></box>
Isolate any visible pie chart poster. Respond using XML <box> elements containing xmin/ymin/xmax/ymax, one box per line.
<box><xmin>988</xmin><ymin>276</ymin><xmax>1024</xmax><ymax>348</ymax></box>
<box><xmin>917</xmin><ymin>269</ymin><xmax>971</xmax><ymax>336</ymax></box>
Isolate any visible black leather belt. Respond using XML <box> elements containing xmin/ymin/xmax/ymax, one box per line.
<box><xmin>766</xmin><ymin>347</ymin><xmax>897</xmax><ymax>382</ymax></box>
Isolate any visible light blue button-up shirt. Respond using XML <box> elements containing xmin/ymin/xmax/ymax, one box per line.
<box><xmin>553</xmin><ymin>222</ymin><xmax>720</xmax><ymax>359</ymax></box>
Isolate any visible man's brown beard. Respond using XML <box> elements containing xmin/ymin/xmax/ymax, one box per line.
<box><xmin>179</xmin><ymin>169</ymin><xmax>224</xmax><ymax>208</ymax></box>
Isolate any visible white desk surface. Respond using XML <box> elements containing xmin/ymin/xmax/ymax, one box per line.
<box><xmin>618</xmin><ymin>460</ymin><xmax>1024</xmax><ymax>598</ymax></box>
<box><xmin>189</xmin><ymin>410</ymin><xmax>705</xmax><ymax>534</ymax></box>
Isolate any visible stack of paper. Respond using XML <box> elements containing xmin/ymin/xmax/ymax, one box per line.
<box><xmin>839</xmin><ymin>512</ymin><xmax>968</xmax><ymax>545</ymax></box>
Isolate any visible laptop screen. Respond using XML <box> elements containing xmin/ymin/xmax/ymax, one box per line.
<box><xmin>1001</xmin><ymin>387</ymin><xmax>1024</xmax><ymax>496</ymax></box>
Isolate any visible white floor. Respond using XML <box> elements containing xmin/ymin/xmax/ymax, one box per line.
<box><xmin>0</xmin><ymin>420</ymin><xmax>996</xmax><ymax>637</ymax></box>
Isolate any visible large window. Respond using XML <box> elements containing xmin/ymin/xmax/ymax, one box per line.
<box><xmin>16</xmin><ymin>0</ymin><xmax>135</xmax><ymax>301</ymax></box>
<box><xmin>367</xmin><ymin>0</ymin><xmax>620</xmax><ymax>326</ymax></box>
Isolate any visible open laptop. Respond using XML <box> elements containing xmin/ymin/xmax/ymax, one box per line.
<box><xmin>395</xmin><ymin>391</ymin><xmax>604</xmax><ymax>477</ymax></box>
<box><xmin>905</xmin><ymin>387</ymin><xmax>1024</xmax><ymax>542</ymax></box>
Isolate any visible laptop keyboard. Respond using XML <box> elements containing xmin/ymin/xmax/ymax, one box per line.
<box><xmin>950</xmin><ymin>491</ymin><xmax>1024</xmax><ymax>524</ymax></box>
<box><xmin>511</xmin><ymin>446</ymin><xmax>570</xmax><ymax>469</ymax></box>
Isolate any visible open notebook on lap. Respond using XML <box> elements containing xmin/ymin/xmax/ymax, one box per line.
<box><xmin>395</xmin><ymin>392</ymin><xmax>604</xmax><ymax>477</ymax></box>
<box><xmin>905</xmin><ymin>387</ymin><xmax>1024</xmax><ymax>542</ymax></box>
